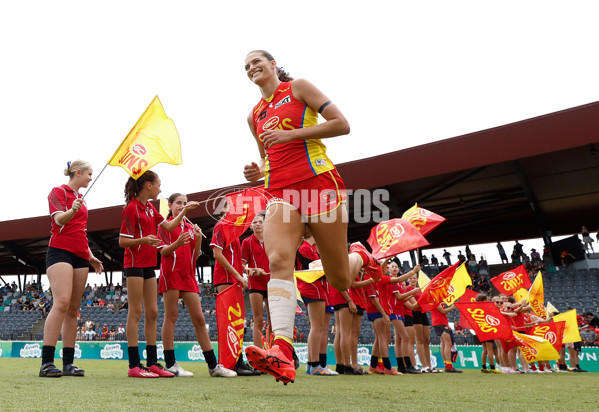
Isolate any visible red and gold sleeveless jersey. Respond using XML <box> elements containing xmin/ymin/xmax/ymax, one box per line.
<box><xmin>251</xmin><ymin>81</ymin><xmax>335</xmax><ymax>189</ymax></box>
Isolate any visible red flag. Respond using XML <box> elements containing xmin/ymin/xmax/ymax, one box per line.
<box><xmin>220</xmin><ymin>187</ymin><xmax>267</xmax><ymax>247</ymax></box>
<box><xmin>416</xmin><ymin>262</ymin><xmax>461</xmax><ymax>312</ymax></box>
<box><xmin>216</xmin><ymin>284</ymin><xmax>245</xmax><ymax>369</ymax></box>
<box><xmin>367</xmin><ymin>218</ymin><xmax>429</xmax><ymax>260</ymax></box>
<box><xmin>490</xmin><ymin>265</ymin><xmax>532</xmax><ymax>295</ymax></box>
<box><xmin>529</xmin><ymin>321</ymin><xmax>566</xmax><ymax>352</ymax></box>
<box><xmin>458</xmin><ymin>288</ymin><xmax>479</xmax><ymax>303</ymax></box>
<box><xmin>401</xmin><ymin>204</ymin><xmax>446</xmax><ymax>236</ymax></box>
<box><xmin>455</xmin><ymin>301</ymin><xmax>513</xmax><ymax>341</ymax></box>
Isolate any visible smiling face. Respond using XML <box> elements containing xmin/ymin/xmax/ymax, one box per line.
<box><xmin>169</xmin><ymin>195</ymin><xmax>187</xmax><ymax>218</ymax></box>
<box><xmin>74</xmin><ymin>167</ymin><xmax>93</xmax><ymax>188</ymax></box>
<box><xmin>408</xmin><ymin>273</ymin><xmax>418</xmax><ymax>286</ymax></box>
<box><xmin>245</xmin><ymin>51</ymin><xmax>277</xmax><ymax>85</ymax></box>
<box><xmin>145</xmin><ymin>177</ymin><xmax>162</xmax><ymax>200</ymax></box>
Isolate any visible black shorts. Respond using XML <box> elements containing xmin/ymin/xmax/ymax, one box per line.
<box><xmin>249</xmin><ymin>289</ymin><xmax>268</xmax><ymax>299</ymax></box>
<box><xmin>46</xmin><ymin>247</ymin><xmax>89</xmax><ymax>270</ymax></box>
<box><xmin>404</xmin><ymin>314</ymin><xmax>414</xmax><ymax>327</ymax></box>
<box><xmin>413</xmin><ymin>311</ymin><xmax>430</xmax><ymax>326</ymax></box>
<box><xmin>434</xmin><ymin>325</ymin><xmax>451</xmax><ymax>337</ymax></box>
<box><xmin>333</xmin><ymin>303</ymin><xmax>349</xmax><ymax>311</ymax></box>
<box><xmin>356</xmin><ymin>306</ymin><xmax>365</xmax><ymax>316</ymax></box>
<box><xmin>124</xmin><ymin>267</ymin><xmax>156</xmax><ymax>280</ymax></box>
<box><xmin>214</xmin><ymin>283</ymin><xmax>233</xmax><ymax>290</ymax></box>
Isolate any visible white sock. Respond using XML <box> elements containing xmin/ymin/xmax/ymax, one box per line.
<box><xmin>267</xmin><ymin>279</ymin><xmax>296</xmax><ymax>340</ymax></box>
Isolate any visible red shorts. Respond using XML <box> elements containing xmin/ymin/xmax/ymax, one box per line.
<box><xmin>297</xmin><ymin>277</ymin><xmax>327</xmax><ymax>301</ymax></box>
<box><xmin>248</xmin><ymin>273</ymin><xmax>270</xmax><ymax>291</ymax></box>
<box><xmin>266</xmin><ymin>169</ymin><xmax>346</xmax><ymax>219</ymax></box>
<box><xmin>327</xmin><ymin>284</ymin><xmax>347</xmax><ymax>307</ymax></box>
<box><xmin>158</xmin><ymin>270</ymin><xmax>200</xmax><ymax>295</ymax></box>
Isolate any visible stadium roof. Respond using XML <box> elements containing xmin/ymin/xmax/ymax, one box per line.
<box><xmin>1</xmin><ymin>101</ymin><xmax>598</xmax><ymax>280</ymax></box>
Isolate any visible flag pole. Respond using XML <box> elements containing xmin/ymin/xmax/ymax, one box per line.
<box><xmin>83</xmin><ymin>163</ymin><xmax>109</xmax><ymax>199</ymax></box>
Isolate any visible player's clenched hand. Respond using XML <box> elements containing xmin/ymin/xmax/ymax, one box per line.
<box><xmin>260</xmin><ymin>129</ymin><xmax>296</xmax><ymax>148</ymax></box>
<box><xmin>243</xmin><ymin>162</ymin><xmax>262</xmax><ymax>181</ymax></box>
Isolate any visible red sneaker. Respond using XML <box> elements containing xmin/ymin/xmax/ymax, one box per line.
<box><xmin>369</xmin><ymin>366</ymin><xmax>384</xmax><ymax>374</ymax></box>
<box><xmin>384</xmin><ymin>368</ymin><xmax>403</xmax><ymax>375</ymax></box>
<box><xmin>245</xmin><ymin>345</ymin><xmax>296</xmax><ymax>385</ymax></box>
<box><xmin>147</xmin><ymin>363</ymin><xmax>175</xmax><ymax>378</ymax></box>
<box><xmin>350</xmin><ymin>242</ymin><xmax>382</xmax><ymax>280</ymax></box>
<box><xmin>128</xmin><ymin>365</ymin><xmax>159</xmax><ymax>378</ymax></box>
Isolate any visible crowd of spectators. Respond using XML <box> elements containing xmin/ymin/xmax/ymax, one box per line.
<box><xmin>0</xmin><ymin>282</ymin><xmax>53</xmax><ymax>315</ymax></box>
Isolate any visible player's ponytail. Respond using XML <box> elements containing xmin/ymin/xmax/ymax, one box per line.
<box><xmin>250</xmin><ymin>50</ymin><xmax>294</xmax><ymax>82</ymax></box>
<box><xmin>124</xmin><ymin>170</ymin><xmax>158</xmax><ymax>204</ymax></box>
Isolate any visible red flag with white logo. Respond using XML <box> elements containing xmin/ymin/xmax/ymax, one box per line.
<box><xmin>367</xmin><ymin>218</ymin><xmax>429</xmax><ymax>260</ymax></box>
<box><xmin>455</xmin><ymin>301</ymin><xmax>513</xmax><ymax>341</ymax></box>
<box><xmin>529</xmin><ymin>321</ymin><xmax>566</xmax><ymax>352</ymax></box>
<box><xmin>219</xmin><ymin>187</ymin><xmax>268</xmax><ymax>248</ymax></box>
<box><xmin>490</xmin><ymin>265</ymin><xmax>532</xmax><ymax>296</ymax></box>
<box><xmin>216</xmin><ymin>283</ymin><xmax>245</xmax><ymax>369</ymax></box>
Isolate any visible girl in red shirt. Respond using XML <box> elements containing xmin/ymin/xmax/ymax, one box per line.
<box><xmin>159</xmin><ymin>193</ymin><xmax>235</xmax><ymax>378</ymax></box>
<box><xmin>241</xmin><ymin>212</ymin><xmax>271</xmax><ymax>349</ymax></box>
<box><xmin>40</xmin><ymin>160</ymin><xmax>103</xmax><ymax>377</ymax></box>
<box><xmin>119</xmin><ymin>171</ymin><xmax>197</xmax><ymax>378</ymax></box>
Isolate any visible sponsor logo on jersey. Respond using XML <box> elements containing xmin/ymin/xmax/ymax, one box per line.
<box><xmin>259</xmin><ymin>110</ymin><xmax>267</xmax><ymax>121</ymax></box>
<box><xmin>315</xmin><ymin>159</ymin><xmax>327</xmax><ymax>166</ymax></box>
<box><xmin>275</xmin><ymin>95</ymin><xmax>291</xmax><ymax>109</ymax></box>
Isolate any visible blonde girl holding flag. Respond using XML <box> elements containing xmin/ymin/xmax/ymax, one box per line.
<box><xmin>119</xmin><ymin>170</ymin><xmax>198</xmax><ymax>378</ymax></box>
<box><xmin>40</xmin><ymin>160</ymin><xmax>103</xmax><ymax>377</ymax></box>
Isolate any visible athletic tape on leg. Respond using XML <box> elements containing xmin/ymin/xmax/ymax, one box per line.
<box><xmin>267</xmin><ymin>279</ymin><xmax>296</xmax><ymax>340</ymax></box>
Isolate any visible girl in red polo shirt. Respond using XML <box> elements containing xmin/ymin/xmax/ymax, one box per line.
<box><xmin>41</xmin><ymin>160</ymin><xmax>103</xmax><ymax>377</ymax></box>
<box><xmin>241</xmin><ymin>212</ymin><xmax>271</xmax><ymax>349</ymax></box>
<box><xmin>119</xmin><ymin>171</ymin><xmax>197</xmax><ymax>378</ymax></box>
<box><xmin>158</xmin><ymin>193</ymin><xmax>235</xmax><ymax>378</ymax></box>
<box><xmin>431</xmin><ymin>303</ymin><xmax>461</xmax><ymax>373</ymax></box>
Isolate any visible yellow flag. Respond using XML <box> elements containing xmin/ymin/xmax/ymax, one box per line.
<box><xmin>513</xmin><ymin>288</ymin><xmax>528</xmax><ymax>303</ymax></box>
<box><xmin>294</xmin><ymin>276</ymin><xmax>303</xmax><ymax>303</ymax></box>
<box><xmin>159</xmin><ymin>197</ymin><xmax>169</xmax><ymax>219</ymax></box>
<box><xmin>527</xmin><ymin>271</ymin><xmax>547</xmax><ymax>318</ymax></box>
<box><xmin>553</xmin><ymin>309</ymin><xmax>581</xmax><ymax>343</ymax></box>
<box><xmin>513</xmin><ymin>331</ymin><xmax>560</xmax><ymax>362</ymax></box>
<box><xmin>108</xmin><ymin>96</ymin><xmax>182</xmax><ymax>179</ymax></box>
<box><xmin>546</xmin><ymin>301</ymin><xmax>559</xmax><ymax>314</ymax></box>
<box><xmin>443</xmin><ymin>263</ymin><xmax>472</xmax><ymax>305</ymax></box>
<box><xmin>294</xmin><ymin>270</ymin><xmax>325</xmax><ymax>284</ymax></box>
<box><xmin>418</xmin><ymin>270</ymin><xmax>431</xmax><ymax>289</ymax></box>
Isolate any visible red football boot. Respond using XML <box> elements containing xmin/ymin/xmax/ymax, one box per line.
<box><xmin>245</xmin><ymin>345</ymin><xmax>296</xmax><ymax>385</ymax></box>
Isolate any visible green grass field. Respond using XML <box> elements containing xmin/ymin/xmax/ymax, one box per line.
<box><xmin>1</xmin><ymin>358</ymin><xmax>598</xmax><ymax>411</ymax></box>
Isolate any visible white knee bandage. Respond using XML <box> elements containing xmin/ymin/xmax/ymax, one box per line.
<box><xmin>267</xmin><ymin>279</ymin><xmax>296</xmax><ymax>340</ymax></box>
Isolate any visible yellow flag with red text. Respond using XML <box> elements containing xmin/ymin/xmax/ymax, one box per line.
<box><xmin>443</xmin><ymin>264</ymin><xmax>472</xmax><ymax>305</ymax></box>
<box><xmin>418</xmin><ymin>271</ymin><xmax>431</xmax><ymax>289</ymax></box>
<box><xmin>513</xmin><ymin>331</ymin><xmax>560</xmax><ymax>362</ymax></box>
<box><xmin>159</xmin><ymin>197</ymin><xmax>169</xmax><ymax>219</ymax></box>
<box><xmin>527</xmin><ymin>271</ymin><xmax>547</xmax><ymax>318</ymax></box>
<box><xmin>108</xmin><ymin>96</ymin><xmax>182</xmax><ymax>179</ymax></box>
<box><xmin>552</xmin><ymin>309</ymin><xmax>581</xmax><ymax>343</ymax></box>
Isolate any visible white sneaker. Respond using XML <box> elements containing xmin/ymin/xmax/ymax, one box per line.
<box><xmin>166</xmin><ymin>362</ymin><xmax>194</xmax><ymax>377</ymax></box>
<box><xmin>323</xmin><ymin>367</ymin><xmax>339</xmax><ymax>376</ymax></box>
<box><xmin>209</xmin><ymin>364</ymin><xmax>237</xmax><ymax>378</ymax></box>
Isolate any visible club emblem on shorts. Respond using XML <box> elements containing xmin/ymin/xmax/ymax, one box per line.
<box><xmin>321</xmin><ymin>190</ymin><xmax>336</xmax><ymax>205</ymax></box>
